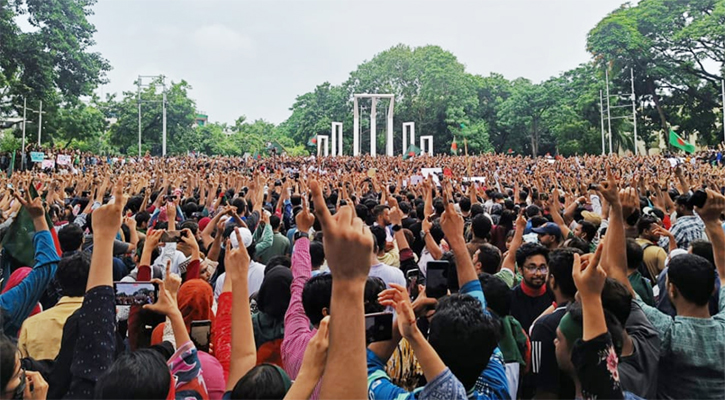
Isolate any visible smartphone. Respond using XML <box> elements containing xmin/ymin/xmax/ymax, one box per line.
<box><xmin>160</xmin><ymin>230</ymin><xmax>186</xmax><ymax>243</ymax></box>
<box><xmin>114</xmin><ymin>281</ymin><xmax>159</xmax><ymax>306</ymax></box>
<box><xmin>406</xmin><ymin>269</ymin><xmax>421</xmax><ymax>299</ymax></box>
<box><xmin>190</xmin><ymin>320</ymin><xmax>211</xmax><ymax>352</ymax></box>
<box><xmin>426</xmin><ymin>260</ymin><xmax>450</xmax><ymax>299</ymax></box>
<box><xmin>365</xmin><ymin>312</ymin><xmax>393</xmax><ymax>344</ymax></box>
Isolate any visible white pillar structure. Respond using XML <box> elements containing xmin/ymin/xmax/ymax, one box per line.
<box><xmin>317</xmin><ymin>135</ymin><xmax>329</xmax><ymax>157</ymax></box>
<box><xmin>402</xmin><ymin>122</ymin><xmax>415</xmax><ymax>155</ymax></box>
<box><xmin>420</xmin><ymin>135</ymin><xmax>433</xmax><ymax>156</ymax></box>
<box><xmin>353</xmin><ymin>94</ymin><xmax>395</xmax><ymax>157</ymax></box>
<box><xmin>331</xmin><ymin>122</ymin><xmax>343</xmax><ymax>156</ymax></box>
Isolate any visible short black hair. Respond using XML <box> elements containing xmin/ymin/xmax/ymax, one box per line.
<box><xmin>478</xmin><ymin>273</ymin><xmax>512</xmax><ymax>317</ymax></box>
<box><xmin>667</xmin><ymin>254</ymin><xmax>715</xmax><ymax>306</ymax></box>
<box><xmin>95</xmin><ymin>349</ymin><xmax>171</xmax><ymax>399</ymax></box>
<box><xmin>231</xmin><ymin>364</ymin><xmax>289</xmax><ymax>399</ymax></box>
<box><xmin>563</xmin><ymin>237</ymin><xmax>589</xmax><ymax>254</ymax></box>
<box><xmin>476</xmin><ymin>244</ymin><xmax>502</xmax><ymax>274</ymax></box>
<box><xmin>689</xmin><ymin>239</ymin><xmax>714</xmax><ymax>267</ymax></box>
<box><xmin>515</xmin><ymin>242</ymin><xmax>549</xmax><ymax>269</ymax></box>
<box><xmin>264</xmin><ymin>255</ymin><xmax>291</xmax><ymax>274</ymax></box>
<box><xmin>309</xmin><ymin>240</ymin><xmax>325</xmax><ymax>269</ymax></box>
<box><xmin>372</xmin><ymin>205</ymin><xmax>389</xmax><ymax>219</ymax></box>
<box><xmin>578</xmin><ymin>220</ymin><xmax>597</xmax><ymax>241</ymax></box>
<box><xmin>302</xmin><ymin>273</ymin><xmax>333</xmax><ymax>326</ymax></box>
<box><xmin>625</xmin><ymin>238</ymin><xmax>644</xmax><ymax>271</ymax></box>
<box><xmin>364</xmin><ymin>276</ymin><xmax>386</xmax><ymax>314</ymax></box>
<box><xmin>459</xmin><ymin>197</ymin><xmax>471</xmax><ymax>213</ymax></box>
<box><xmin>399</xmin><ymin>201</ymin><xmax>411</xmax><ymax>215</ymax></box>
<box><xmin>548</xmin><ymin>248</ymin><xmax>580</xmax><ymax>298</ymax></box>
<box><xmin>135</xmin><ymin>211</ymin><xmax>151</xmax><ymax>227</ymax></box>
<box><xmin>270</xmin><ymin>215</ymin><xmax>281</xmax><ymax>231</ymax></box>
<box><xmin>355</xmin><ymin>204</ymin><xmax>369</xmax><ymax>222</ymax></box>
<box><xmin>471</xmin><ymin>214</ymin><xmax>492</xmax><ymax>240</ymax></box>
<box><xmin>636</xmin><ymin>215</ymin><xmax>659</xmax><ymax>235</ymax></box>
<box><xmin>370</xmin><ymin>226</ymin><xmax>386</xmax><ymax>254</ymax></box>
<box><xmin>429</xmin><ymin>294</ymin><xmax>500</xmax><ymax>390</ymax></box>
<box><xmin>56</xmin><ymin>252</ymin><xmax>91</xmax><ymax>297</ymax></box>
<box><xmin>58</xmin><ymin>223</ymin><xmax>84</xmax><ymax>253</ymax></box>
<box><xmin>601</xmin><ymin>278</ymin><xmax>632</xmax><ymax>325</ymax></box>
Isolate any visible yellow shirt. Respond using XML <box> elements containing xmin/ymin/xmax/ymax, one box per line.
<box><xmin>18</xmin><ymin>297</ymin><xmax>83</xmax><ymax>360</ymax></box>
<box><xmin>635</xmin><ymin>238</ymin><xmax>667</xmax><ymax>281</ymax></box>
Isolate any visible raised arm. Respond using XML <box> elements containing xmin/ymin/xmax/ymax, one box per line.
<box><xmin>501</xmin><ymin>211</ymin><xmax>527</xmax><ymax>275</ymax></box>
<box><xmin>596</xmin><ymin>166</ymin><xmax>633</xmax><ymax>295</ymax></box>
<box><xmin>439</xmin><ymin>183</ymin><xmax>477</xmax><ymax>288</ymax></box>
<box><xmin>695</xmin><ymin>190</ymin><xmax>725</xmax><ymax>287</ymax></box>
<box><xmin>224</xmin><ymin>230</ymin><xmax>255</xmax><ymax>391</ymax></box>
<box><xmin>311</xmin><ymin>179</ymin><xmax>372</xmax><ymax>400</ymax></box>
<box><xmin>0</xmin><ymin>186</ymin><xmax>60</xmax><ymax>335</ymax></box>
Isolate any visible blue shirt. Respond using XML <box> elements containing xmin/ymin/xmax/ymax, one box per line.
<box><xmin>0</xmin><ymin>230</ymin><xmax>60</xmax><ymax>336</ymax></box>
<box><xmin>366</xmin><ymin>279</ymin><xmax>510</xmax><ymax>400</ymax></box>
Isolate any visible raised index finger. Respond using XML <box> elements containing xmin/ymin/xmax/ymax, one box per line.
<box><xmin>309</xmin><ymin>179</ymin><xmax>332</xmax><ymax>229</ymax></box>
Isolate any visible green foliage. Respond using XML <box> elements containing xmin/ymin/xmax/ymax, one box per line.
<box><xmin>0</xmin><ymin>130</ymin><xmax>21</xmax><ymax>152</ymax></box>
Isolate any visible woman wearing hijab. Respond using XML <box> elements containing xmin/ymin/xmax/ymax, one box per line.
<box><xmin>151</xmin><ymin>279</ymin><xmax>215</xmax><ymax>351</ymax></box>
<box><xmin>252</xmin><ymin>265</ymin><xmax>292</xmax><ymax>367</ymax></box>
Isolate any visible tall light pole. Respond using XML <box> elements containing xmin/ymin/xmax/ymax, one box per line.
<box><xmin>631</xmin><ymin>68</ymin><xmax>638</xmax><ymax>155</ymax></box>
<box><xmin>605</xmin><ymin>69</ymin><xmax>613</xmax><ymax>155</ymax></box>
<box><xmin>162</xmin><ymin>75</ymin><xmax>167</xmax><ymax>157</ymax></box>
<box><xmin>21</xmin><ymin>97</ymin><xmax>27</xmax><ymax>168</ymax></box>
<box><xmin>599</xmin><ymin>90</ymin><xmax>606</xmax><ymax>155</ymax></box>
<box><xmin>721</xmin><ymin>78</ymin><xmax>724</xmax><ymax>144</ymax></box>
<box><xmin>138</xmin><ymin>75</ymin><xmax>142</xmax><ymax>157</ymax></box>
<box><xmin>37</xmin><ymin>101</ymin><xmax>43</xmax><ymax>146</ymax></box>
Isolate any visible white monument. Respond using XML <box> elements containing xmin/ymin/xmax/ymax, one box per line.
<box><xmin>353</xmin><ymin>94</ymin><xmax>395</xmax><ymax>157</ymax></box>
<box><xmin>317</xmin><ymin>135</ymin><xmax>329</xmax><ymax>157</ymax></box>
<box><xmin>402</xmin><ymin>122</ymin><xmax>415</xmax><ymax>155</ymax></box>
<box><xmin>420</xmin><ymin>135</ymin><xmax>433</xmax><ymax>156</ymax></box>
<box><xmin>331</xmin><ymin>122</ymin><xmax>343</xmax><ymax>156</ymax></box>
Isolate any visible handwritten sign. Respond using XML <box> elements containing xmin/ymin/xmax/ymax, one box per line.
<box><xmin>56</xmin><ymin>154</ymin><xmax>71</xmax><ymax>166</ymax></box>
<box><xmin>30</xmin><ymin>152</ymin><xmax>44</xmax><ymax>162</ymax></box>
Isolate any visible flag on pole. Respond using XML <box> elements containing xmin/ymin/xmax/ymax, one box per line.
<box><xmin>403</xmin><ymin>144</ymin><xmax>421</xmax><ymax>160</ymax></box>
<box><xmin>266</xmin><ymin>140</ymin><xmax>284</xmax><ymax>155</ymax></box>
<box><xmin>450</xmin><ymin>137</ymin><xmax>458</xmax><ymax>155</ymax></box>
<box><xmin>669</xmin><ymin>130</ymin><xmax>695</xmax><ymax>153</ymax></box>
<box><xmin>307</xmin><ymin>136</ymin><xmax>317</xmax><ymax>147</ymax></box>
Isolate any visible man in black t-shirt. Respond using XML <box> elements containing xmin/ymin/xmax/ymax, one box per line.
<box><xmin>530</xmin><ymin>248</ymin><xmax>580</xmax><ymax>399</ymax></box>
<box><xmin>510</xmin><ymin>243</ymin><xmax>553</xmax><ymax>333</ymax></box>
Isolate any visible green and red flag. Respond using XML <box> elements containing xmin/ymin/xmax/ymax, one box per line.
<box><xmin>669</xmin><ymin>130</ymin><xmax>695</xmax><ymax>153</ymax></box>
<box><xmin>306</xmin><ymin>136</ymin><xmax>317</xmax><ymax>147</ymax></box>
<box><xmin>403</xmin><ymin>144</ymin><xmax>421</xmax><ymax>160</ymax></box>
<box><xmin>450</xmin><ymin>137</ymin><xmax>458</xmax><ymax>155</ymax></box>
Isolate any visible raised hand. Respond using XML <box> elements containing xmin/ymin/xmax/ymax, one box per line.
<box><xmin>597</xmin><ymin>165</ymin><xmax>620</xmax><ymax>205</ymax></box>
<box><xmin>225</xmin><ymin>229</ymin><xmax>251</xmax><ymax>282</ymax></box>
<box><xmin>92</xmin><ymin>180</ymin><xmax>126</xmax><ymax>240</ymax></box>
<box><xmin>573</xmin><ymin>243</ymin><xmax>605</xmax><ymax>299</ymax></box>
<box><xmin>378</xmin><ymin>283</ymin><xmax>418</xmax><ymax>339</ymax></box>
<box><xmin>143</xmin><ymin>279</ymin><xmax>180</xmax><ymax>317</ymax></box>
<box><xmin>15</xmin><ymin>185</ymin><xmax>44</xmax><ymax>220</ymax></box>
<box><xmin>439</xmin><ymin>198</ymin><xmax>465</xmax><ymax>246</ymax></box>
<box><xmin>695</xmin><ymin>189</ymin><xmax>725</xmax><ymax>225</ymax></box>
<box><xmin>295</xmin><ymin>195</ymin><xmax>315</xmax><ymax>233</ymax></box>
<box><xmin>310</xmin><ymin>179</ymin><xmax>372</xmax><ymax>283</ymax></box>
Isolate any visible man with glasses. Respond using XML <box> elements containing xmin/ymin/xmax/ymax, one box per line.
<box><xmin>509</xmin><ymin>242</ymin><xmax>553</xmax><ymax>333</ymax></box>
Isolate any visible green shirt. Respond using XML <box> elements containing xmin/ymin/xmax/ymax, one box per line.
<box><xmin>628</xmin><ymin>271</ymin><xmax>655</xmax><ymax>306</ymax></box>
<box><xmin>636</xmin><ymin>287</ymin><xmax>725</xmax><ymax>399</ymax></box>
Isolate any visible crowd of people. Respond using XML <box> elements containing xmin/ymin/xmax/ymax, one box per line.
<box><xmin>0</xmin><ymin>150</ymin><xmax>723</xmax><ymax>400</ymax></box>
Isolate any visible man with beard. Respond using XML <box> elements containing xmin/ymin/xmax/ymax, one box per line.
<box><xmin>529</xmin><ymin>248</ymin><xmax>580</xmax><ymax>399</ymax></box>
<box><xmin>509</xmin><ymin>242</ymin><xmax>553</xmax><ymax>333</ymax></box>
<box><xmin>532</xmin><ymin>222</ymin><xmax>562</xmax><ymax>250</ymax></box>
<box><xmin>661</xmin><ymin>194</ymin><xmax>705</xmax><ymax>250</ymax></box>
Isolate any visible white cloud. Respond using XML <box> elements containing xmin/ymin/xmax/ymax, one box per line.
<box><xmin>191</xmin><ymin>24</ymin><xmax>254</xmax><ymax>55</ymax></box>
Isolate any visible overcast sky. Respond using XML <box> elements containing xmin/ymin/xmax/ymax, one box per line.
<box><xmin>88</xmin><ymin>0</ymin><xmax>627</xmax><ymax>125</ymax></box>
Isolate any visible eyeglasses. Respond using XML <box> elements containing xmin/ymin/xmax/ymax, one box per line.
<box><xmin>523</xmin><ymin>264</ymin><xmax>548</xmax><ymax>274</ymax></box>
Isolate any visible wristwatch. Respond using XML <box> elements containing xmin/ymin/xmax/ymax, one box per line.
<box><xmin>392</xmin><ymin>224</ymin><xmax>402</xmax><ymax>232</ymax></box>
<box><xmin>294</xmin><ymin>231</ymin><xmax>309</xmax><ymax>241</ymax></box>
